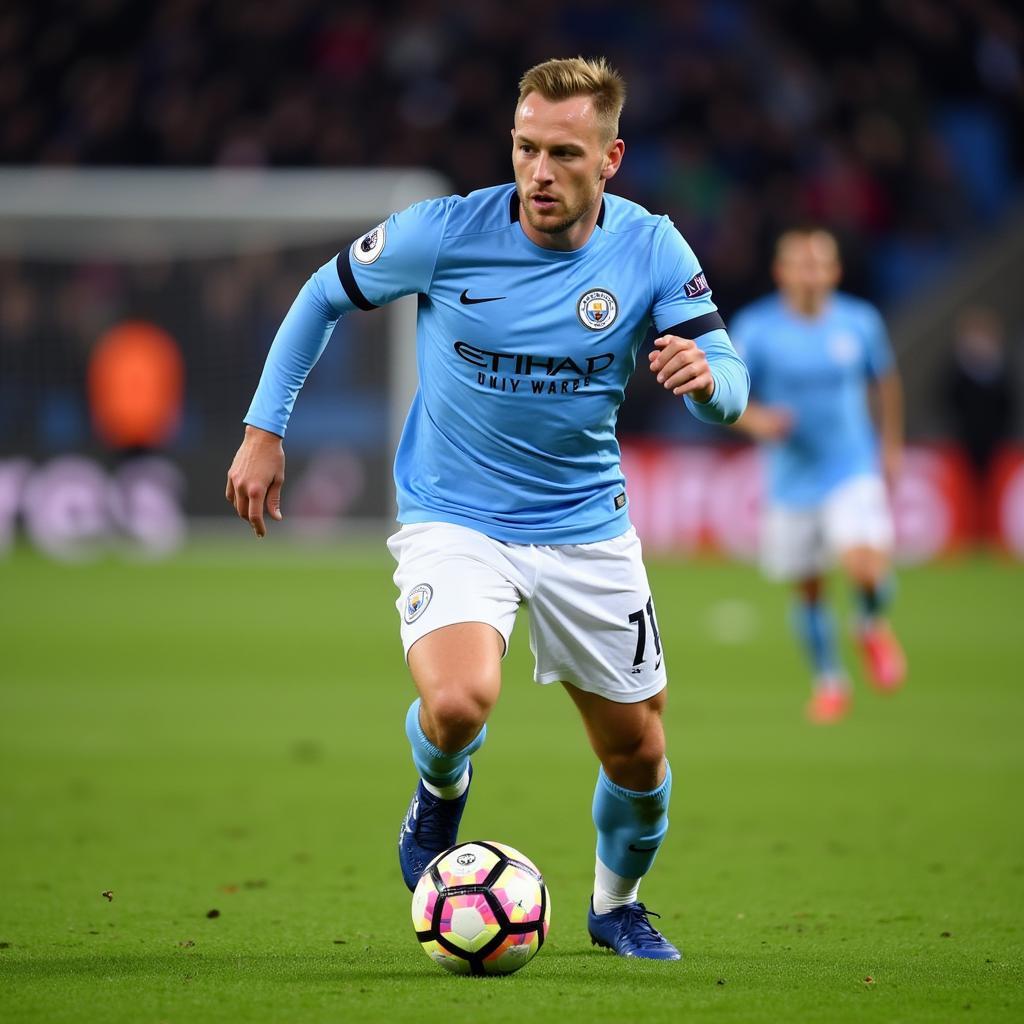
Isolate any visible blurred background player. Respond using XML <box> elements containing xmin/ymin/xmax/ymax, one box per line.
<box><xmin>226</xmin><ymin>56</ymin><xmax>748</xmax><ymax>960</ymax></box>
<box><xmin>731</xmin><ymin>228</ymin><xmax>906</xmax><ymax>723</ymax></box>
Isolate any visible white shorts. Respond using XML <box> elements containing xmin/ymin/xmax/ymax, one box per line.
<box><xmin>761</xmin><ymin>474</ymin><xmax>894</xmax><ymax>581</ymax></box>
<box><xmin>386</xmin><ymin>521</ymin><xmax>667</xmax><ymax>704</ymax></box>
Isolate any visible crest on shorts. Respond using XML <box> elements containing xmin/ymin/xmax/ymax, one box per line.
<box><xmin>352</xmin><ymin>223</ymin><xmax>386</xmax><ymax>265</ymax></box>
<box><xmin>577</xmin><ymin>288</ymin><xmax>618</xmax><ymax>331</ymax></box>
<box><xmin>404</xmin><ymin>583</ymin><xmax>433</xmax><ymax>624</ymax></box>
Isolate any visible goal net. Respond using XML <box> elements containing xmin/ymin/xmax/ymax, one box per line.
<box><xmin>0</xmin><ymin>167</ymin><xmax>447</xmax><ymax>557</ymax></box>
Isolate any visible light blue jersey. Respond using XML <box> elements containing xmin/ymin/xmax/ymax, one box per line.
<box><xmin>246</xmin><ymin>184</ymin><xmax>748</xmax><ymax>543</ymax></box>
<box><xmin>730</xmin><ymin>292</ymin><xmax>894</xmax><ymax>507</ymax></box>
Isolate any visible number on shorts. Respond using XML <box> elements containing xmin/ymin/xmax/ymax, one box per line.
<box><xmin>628</xmin><ymin>596</ymin><xmax>662</xmax><ymax>667</ymax></box>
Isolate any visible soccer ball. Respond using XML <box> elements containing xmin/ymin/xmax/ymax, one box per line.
<box><xmin>411</xmin><ymin>840</ymin><xmax>550</xmax><ymax>975</ymax></box>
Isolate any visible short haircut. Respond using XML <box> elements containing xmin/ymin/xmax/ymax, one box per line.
<box><xmin>517</xmin><ymin>56</ymin><xmax>626</xmax><ymax>142</ymax></box>
<box><xmin>774</xmin><ymin>227</ymin><xmax>840</xmax><ymax>262</ymax></box>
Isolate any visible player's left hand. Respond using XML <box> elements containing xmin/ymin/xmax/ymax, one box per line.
<box><xmin>649</xmin><ymin>335</ymin><xmax>715</xmax><ymax>403</ymax></box>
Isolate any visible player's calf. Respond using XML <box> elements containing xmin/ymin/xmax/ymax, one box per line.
<box><xmin>846</xmin><ymin>567</ymin><xmax>907</xmax><ymax>691</ymax></box>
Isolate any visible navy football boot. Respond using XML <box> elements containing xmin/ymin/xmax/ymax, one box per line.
<box><xmin>588</xmin><ymin>898</ymin><xmax>682</xmax><ymax>960</ymax></box>
<box><xmin>398</xmin><ymin>763</ymin><xmax>473</xmax><ymax>891</ymax></box>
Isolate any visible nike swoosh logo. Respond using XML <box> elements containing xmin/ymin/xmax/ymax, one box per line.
<box><xmin>460</xmin><ymin>289</ymin><xmax>506</xmax><ymax>305</ymax></box>
<box><xmin>399</xmin><ymin>796</ymin><xmax>418</xmax><ymax>842</ymax></box>
<box><xmin>628</xmin><ymin>843</ymin><xmax>659</xmax><ymax>853</ymax></box>
<box><xmin>655</xmin><ymin>657</ymin><xmax>662</xmax><ymax>670</ymax></box>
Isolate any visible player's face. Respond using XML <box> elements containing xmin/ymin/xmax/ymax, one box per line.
<box><xmin>511</xmin><ymin>92</ymin><xmax>623</xmax><ymax>249</ymax></box>
<box><xmin>774</xmin><ymin>233</ymin><xmax>842</xmax><ymax>311</ymax></box>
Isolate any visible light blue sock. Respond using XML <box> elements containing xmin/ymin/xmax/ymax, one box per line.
<box><xmin>791</xmin><ymin>599</ymin><xmax>841</xmax><ymax>677</ymax></box>
<box><xmin>593</xmin><ymin>763</ymin><xmax>672</xmax><ymax>879</ymax></box>
<box><xmin>404</xmin><ymin>698</ymin><xmax>486</xmax><ymax>788</ymax></box>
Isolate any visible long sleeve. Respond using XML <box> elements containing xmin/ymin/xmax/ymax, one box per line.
<box><xmin>649</xmin><ymin>218</ymin><xmax>749</xmax><ymax>425</ymax></box>
<box><xmin>244</xmin><ymin>197</ymin><xmax>452</xmax><ymax>437</ymax></box>
<box><xmin>243</xmin><ymin>259</ymin><xmax>350</xmax><ymax>437</ymax></box>
<box><xmin>684</xmin><ymin>327</ymin><xmax>750</xmax><ymax>425</ymax></box>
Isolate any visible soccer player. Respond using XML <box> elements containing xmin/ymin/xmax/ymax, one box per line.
<box><xmin>226</xmin><ymin>57</ymin><xmax>748</xmax><ymax>960</ymax></box>
<box><xmin>730</xmin><ymin>228</ymin><xmax>907</xmax><ymax>724</ymax></box>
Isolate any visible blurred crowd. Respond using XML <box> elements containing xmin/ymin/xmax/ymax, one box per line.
<box><xmin>2</xmin><ymin>0</ymin><xmax>1022</xmax><ymax>305</ymax></box>
<box><xmin>0</xmin><ymin>0</ymin><xmax>1022</xmax><ymax>468</ymax></box>
<box><xmin>0</xmin><ymin>247</ymin><xmax>389</xmax><ymax>455</ymax></box>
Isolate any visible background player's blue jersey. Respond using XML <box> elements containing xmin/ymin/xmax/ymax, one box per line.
<box><xmin>246</xmin><ymin>184</ymin><xmax>749</xmax><ymax>543</ymax></box>
<box><xmin>730</xmin><ymin>292</ymin><xmax>894</xmax><ymax>507</ymax></box>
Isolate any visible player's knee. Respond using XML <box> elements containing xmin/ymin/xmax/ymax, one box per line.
<box><xmin>841</xmin><ymin>548</ymin><xmax>886</xmax><ymax>588</ymax></box>
<box><xmin>420</xmin><ymin>684</ymin><xmax>495</xmax><ymax>752</ymax></box>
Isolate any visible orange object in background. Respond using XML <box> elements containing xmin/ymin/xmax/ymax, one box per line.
<box><xmin>87</xmin><ymin>321</ymin><xmax>184</xmax><ymax>450</ymax></box>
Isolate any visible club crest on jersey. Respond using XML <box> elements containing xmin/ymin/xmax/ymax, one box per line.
<box><xmin>352</xmin><ymin>222</ymin><xmax>386</xmax><ymax>265</ymax></box>
<box><xmin>684</xmin><ymin>272</ymin><xmax>710</xmax><ymax>298</ymax></box>
<box><xmin>404</xmin><ymin>583</ymin><xmax>433</xmax><ymax>624</ymax></box>
<box><xmin>577</xmin><ymin>289</ymin><xmax>618</xmax><ymax>331</ymax></box>
<box><xmin>828</xmin><ymin>331</ymin><xmax>859</xmax><ymax>365</ymax></box>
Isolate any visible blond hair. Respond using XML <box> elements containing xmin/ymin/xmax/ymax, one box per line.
<box><xmin>517</xmin><ymin>57</ymin><xmax>626</xmax><ymax>142</ymax></box>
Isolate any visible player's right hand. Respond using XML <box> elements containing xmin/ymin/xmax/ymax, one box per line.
<box><xmin>736</xmin><ymin>404</ymin><xmax>792</xmax><ymax>441</ymax></box>
<box><xmin>758</xmin><ymin>406</ymin><xmax>793</xmax><ymax>441</ymax></box>
<box><xmin>225</xmin><ymin>425</ymin><xmax>285</xmax><ymax>538</ymax></box>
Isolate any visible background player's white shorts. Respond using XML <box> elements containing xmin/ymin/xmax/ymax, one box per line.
<box><xmin>387</xmin><ymin>521</ymin><xmax>667</xmax><ymax>704</ymax></box>
<box><xmin>761</xmin><ymin>474</ymin><xmax>895</xmax><ymax>581</ymax></box>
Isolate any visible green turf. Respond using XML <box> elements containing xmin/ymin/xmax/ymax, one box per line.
<box><xmin>1</xmin><ymin>543</ymin><xmax>1022</xmax><ymax>1023</ymax></box>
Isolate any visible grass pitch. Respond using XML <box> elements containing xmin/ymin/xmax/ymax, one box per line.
<box><xmin>1</xmin><ymin>542</ymin><xmax>1022</xmax><ymax>1023</ymax></box>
